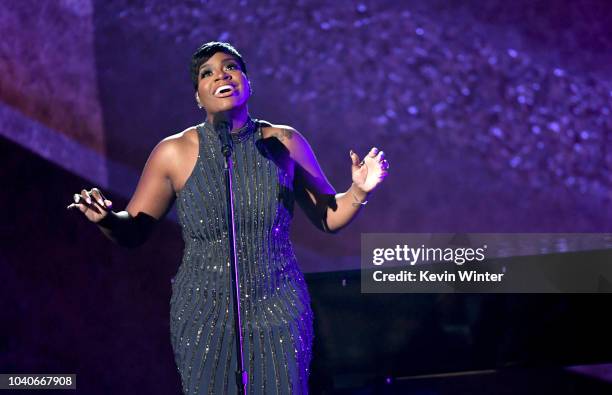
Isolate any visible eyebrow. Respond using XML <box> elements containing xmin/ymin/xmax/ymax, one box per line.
<box><xmin>199</xmin><ymin>58</ymin><xmax>239</xmax><ymax>72</ymax></box>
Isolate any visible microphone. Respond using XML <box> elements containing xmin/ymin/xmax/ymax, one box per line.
<box><xmin>214</xmin><ymin>113</ymin><xmax>233</xmax><ymax>157</ymax></box>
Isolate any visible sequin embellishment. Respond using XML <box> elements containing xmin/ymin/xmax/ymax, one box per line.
<box><xmin>172</xmin><ymin>118</ymin><xmax>313</xmax><ymax>394</ymax></box>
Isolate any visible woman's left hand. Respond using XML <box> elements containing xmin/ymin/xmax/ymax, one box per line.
<box><xmin>350</xmin><ymin>147</ymin><xmax>389</xmax><ymax>193</ymax></box>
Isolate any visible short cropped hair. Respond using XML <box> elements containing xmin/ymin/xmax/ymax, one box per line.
<box><xmin>190</xmin><ymin>42</ymin><xmax>247</xmax><ymax>90</ymax></box>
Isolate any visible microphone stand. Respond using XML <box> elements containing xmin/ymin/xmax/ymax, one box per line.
<box><xmin>215</xmin><ymin>117</ymin><xmax>248</xmax><ymax>395</ymax></box>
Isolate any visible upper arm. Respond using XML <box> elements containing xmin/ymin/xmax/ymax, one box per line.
<box><xmin>126</xmin><ymin>139</ymin><xmax>178</xmax><ymax>220</ymax></box>
<box><xmin>281</xmin><ymin>126</ymin><xmax>335</xmax><ymax>196</ymax></box>
<box><xmin>272</xmin><ymin>126</ymin><xmax>336</xmax><ymax>231</ymax></box>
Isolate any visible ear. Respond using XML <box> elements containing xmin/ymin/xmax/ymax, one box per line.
<box><xmin>195</xmin><ymin>92</ymin><xmax>202</xmax><ymax>108</ymax></box>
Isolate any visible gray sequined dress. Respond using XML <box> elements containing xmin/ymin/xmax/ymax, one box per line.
<box><xmin>170</xmin><ymin>118</ymin><xmax>313</xmax><ymax>394</ymax></box>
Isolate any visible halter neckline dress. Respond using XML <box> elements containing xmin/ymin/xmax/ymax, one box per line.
<box><xmin>171</xmin><ymin>118</ymin><xmax>313</xmax><ymax>394</ymax></box>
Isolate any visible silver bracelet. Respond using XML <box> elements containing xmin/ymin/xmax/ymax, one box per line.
<box><xmin>351</xmin><ymin>191</ymin><xmax>368</xmax><ymax>207</ymax></box>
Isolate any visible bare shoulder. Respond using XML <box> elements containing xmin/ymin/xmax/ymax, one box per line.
<box><xmin>261</xmin><ymin>123</ymin><xmax>312</xmax><ymax>154</ymax></box>
<box><xmin>150</xmin><ymin>126</ymin><xmax>196</xmax><ymax>160</ymax></box>
<box><xmin>159</xmin><ymin>126</ymin><xmax>198</xmax><ymax>150</ymax></box>
<box><xmin>261</xmin><ymin>124</ymin><xmax>298</xmax><ymax>142</ymax></box>
<box><xmin>144</xmin><ymin>126</ymin><xmax>199</xmax><ymax>180</ymax></box>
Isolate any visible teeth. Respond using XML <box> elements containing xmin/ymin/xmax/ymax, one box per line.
<box><xmin>214</xmin><ymin>85</ymin><xmax>234</xmax><ymax>95</ymax></box>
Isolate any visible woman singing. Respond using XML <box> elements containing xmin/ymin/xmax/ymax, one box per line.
<box><xmin>68</xmin><ymin>42</ymin><xmax>389</xmax><ymax>394</ymax></box>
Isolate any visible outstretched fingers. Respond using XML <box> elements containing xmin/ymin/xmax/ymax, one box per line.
<box><xmin>80</xmin><ymin>189</ymin><xmax>92</xmax><ymax>205</ymax></box>
<box><xmin>350</xmin><ymin>149</ymin><xmax>362</xmax><ymax>171</ymax></box>
<box><xmin>373</xmin><ymin>150</ymin><xmax>389</xmax><ymax>180</ymax></box>
<box><xmin>67</xmin><ymin>188</ymin><xmax>113</xmax><ymax>224</ymax></box>
<box><xmin>90</xmin><ymin>188</ymin><xmax>112</xmax><ymax>209</ymax></box>
<box><xmin>78</xmin><ymin>189</ymin><xmax>104</xmax><ymax>215</ymax></box>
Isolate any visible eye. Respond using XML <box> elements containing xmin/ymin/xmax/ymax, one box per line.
<box><xmin>200</xmin><ymin>70</ymin><xmax>212</xmax><ymax>78</ymax></box>
<box><xmin>225</xmin><ymin>63</ymin><xmax>239</xmax><ymax>71</ymax></box>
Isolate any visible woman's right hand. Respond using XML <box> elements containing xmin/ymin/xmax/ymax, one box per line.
<box><xmin>67</xmin><ymin>187</ymin><xmax>113</xmax><ymax>224</ymax></box>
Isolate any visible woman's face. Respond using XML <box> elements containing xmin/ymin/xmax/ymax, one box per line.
<box><xmin>196</xmin><ymin>51</ymin><xmax>250</xmax><ymax>114</ymax></box>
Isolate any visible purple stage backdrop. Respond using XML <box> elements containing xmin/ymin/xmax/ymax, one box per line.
<box><xmin>2</xmin><ymin>0</ymin><xmax>612</xmax><ymax>393</ymax></box>
<box><xmin>2</xmin><ymin>0</ymin><xmax>612</xmax><ymax>272</ymax></box>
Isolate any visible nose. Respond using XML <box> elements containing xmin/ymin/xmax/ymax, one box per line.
<box><xmin>214</xmin><ymin>70</ymin><xmax>231</xmax><ymax>81</ymax></box>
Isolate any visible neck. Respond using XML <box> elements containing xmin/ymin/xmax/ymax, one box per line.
<box><xmin>207</xmin><ymin>107</ymin><xmax>249</xmax><ymax>132</ymax></box>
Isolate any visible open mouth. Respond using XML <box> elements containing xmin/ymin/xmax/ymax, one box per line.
<box><xmin>214</xmin><ymin>84</ymin><xmax>236</xmax><ymax>97</ymax></box>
